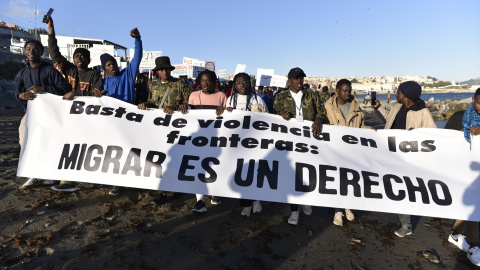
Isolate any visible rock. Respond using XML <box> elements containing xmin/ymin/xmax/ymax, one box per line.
<box><xmin>37</xmin><ymin>211</ymin><xmax>45</xmax><ymax>216</ymax></box>
<box><xmin>307</xmin><ymin>230</ymin><xmax>313</xmax><ymax>236</ymax></box>
<box><xmin>422</xmin><ymin>249</ymin><xmax>440</xmax><ymax>264</ymax></box>
<box><xmin>45</xmin><ymin>247</ymin><xmax>54</xmax><ymax>255</ymax></box>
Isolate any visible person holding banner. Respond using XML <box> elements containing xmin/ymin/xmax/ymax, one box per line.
<box><xmin>137</xmin><ymin>56</ymin><xmax>188</xmax><ymax>205</ymax></box>
<box><xmin>45</xmin><ymin>15</ymin><xmax>103</xmax><ymax>99</ymax></box>
<box><xmin>217</xmin><ymin>72</ymin><xmax>268</xmax><ymax>217</ymax></box>
<box><xmin>45</xmin><ymin>15</ymin><xmax>105</xmax><ymax>192</ymax></box>
<box><xmin>443</xmin><ymin>94</ymin><xmax>480</xmax><ymax>266</ymax></box>
<box><xmin>100</xmin><ymin>27</ymin><xmax>142</xmax><ymax>105</ymax></box>
<box><xmin>273</xmin><ymin>67</ymin><xmax>327</xmax><ymax>225</ymax></box>
<box><xmin>100</xmin><ymin>27</ymin><xmax>142</xmax><ymax>196</ymax></box>
<box><xmin>14</xmin><ymin>39</ymin><xmax>71</xmax><ymax>188</ymax></box>
<box><xmin>324</xmin><ymin>79</ymin><xmax>373</xmax><ymax>226</ymax></box>
<box><xmin>188</xmin><ymin>70</ymin><xmax>226</xmax><ymax>212</ymax></box>
<box><xmin>373</xmin><ymin>81</ymin><xmax>436</xmax><ymax>237</ymax></box>
<box><xmin>138</xmin><ymin>57</ymin><xmax>188</xmax><ymax>114</ymax></box>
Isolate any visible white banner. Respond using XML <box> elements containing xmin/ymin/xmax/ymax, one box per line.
<box><xmin>138</xmin><ymin>51</ymin><xmax>162</xmax><ymax>69</ymax></box>
<box><xmin>234</xmin><ymin>64</ymin><xmax>246</xmax><ymax>75</ymax></box>
<box><xmin>18</xmin><ymin>94</ymin><xmax>480</xmax><ymax>221</ymax></box>
<box><xmin>256</xmin><ymin>68</ymin><xmax>274</xmax><ymax>86</ymax></box>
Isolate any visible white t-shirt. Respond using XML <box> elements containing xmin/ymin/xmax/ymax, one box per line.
<box><xmin>290</xmin><ymin>90</ymin><xmax>303</xmax><ymax>118</ymax></box>
<box><xmin>226</xmin><ymin>93</ymin><xmax>268</xmax><ymax>112</ymax></box>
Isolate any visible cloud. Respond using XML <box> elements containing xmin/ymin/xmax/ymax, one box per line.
<box><xmin>4</xmin><ymin>0</ymin><xmax>37</xmax><ymax>20</ymax></box>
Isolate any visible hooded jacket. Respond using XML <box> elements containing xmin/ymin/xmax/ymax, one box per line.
<box><xmin>14</xmin><ymin>61</ymin><xmax>71</xmax><ymax>111</ymax></box>
<box><xmin>377</xmin><ymin>99</ymin><xmax>437</xmax><ymax>130</ymax></box>
<box><xmin>103</xmin><ymin>37</ymin><xmax>142</xmax><ymax>104</ymax></box>
<box><xmin>324</xmin><ymin>94</ymin><xmax>370</xmax><ymax>128</ymax></box>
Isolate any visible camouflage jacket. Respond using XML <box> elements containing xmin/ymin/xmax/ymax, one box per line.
<box><xmin>273</xmin><ymin>87</ymin><xmax>327</xmax><ymax>122</ymax></box>
<box><xmin>319</xmin><ymin>91</ymin><xmax>330</xmax><ymax>105</ymax></box>
<box><xmin>146</xmin><ymin>77</ymin><xmax>187</xmax><ymax>109</ymax></box>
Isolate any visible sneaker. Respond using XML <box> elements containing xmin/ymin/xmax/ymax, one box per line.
<box><xmin>152</xmin><ymin>193</ymin><xmax>168</xmax><ymax>206</ymax></box>
<box><xmin>252</xmin><ymin>200</ymin><xmax>262</xmax><ymax>213</ymax></box>
<box><xmin>51</xmin><ymin>184</ymin><xmax>76</xmax><ymax>192</ymax></box>
<box><xmin>288</xmin><ymin>211</ymin><xmax>299</xmax><ymax>225</ymax></box>
<box><xmin>345</xmin><ymin>209</ymin><xmax>355</xmax><ymax>221</ymax></box>
<box><xmin>109</xmin><ymin>186</ymin><xmax>122</xmax><ymax>196</ymax></box>
<box><xmin>92</xmin><ymin>184</ymin><xmax>103</xmax><ymax>188</ymax></box>
<box><xmin>22</xmin><ymin>178</ymin><xmax>42</xmax><ymax>188</ymax></box>
<box><xmin>302</xmin><ymin>205</ymin><xmax>312</xmax><ymax>215</ymax></box>
<box><xmin>333</xmin><ymin>212</ymin><xmax>344</xmax><ymax>226</ymax></box>
<box><xmin>448</xmin><ymin>233</ymin><xmax>470</xmax><ymax>252</ymax></box>
<box><xmin>394</xmin><ymin>226</ymin><xmax>412</xmax><ymax>237</ymax></box>
<box><xmin>211</xmin><ymin>196</ymin><xmax>221</xmax><ymax>205</ymax></box>
<box><xmin>241</xmin><ymin>206</ymin><xmax>252</xmax><ymax>217</ymax></box>
<box><xmin>192</xmin><ymin>200</ymin><xmax>207</xmax><ymax>213</ymax></box>
<box><xmin>468</xmin><ymin>246</ymin><xmax>480</xmax><ymax>266</ymax></box>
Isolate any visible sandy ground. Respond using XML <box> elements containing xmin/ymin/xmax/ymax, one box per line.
<box><xmin>0</xmin><ymin>90</ymin><xmax>478</xmax><ymax>270</ymax></box>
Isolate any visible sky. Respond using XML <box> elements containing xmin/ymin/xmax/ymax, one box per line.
<box><xmin>1</xmin><ymin>0</ymin><xmax>479</xmax><ymax>82</ymax></box>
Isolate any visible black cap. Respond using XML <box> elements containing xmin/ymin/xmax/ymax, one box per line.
<box><xmin>288</xmin><ymin>67</ymin><xmax>306</xmax><ymax>78</ymax></box>
<box><xmin>152</xmin><ymin>56</ymin><xmax>175</xmax><ymax>72</ymax></box>
<box><xmin>398</xmin><ymin>81</ymin><xmax>422</xmax><ymax>101</ymax></box>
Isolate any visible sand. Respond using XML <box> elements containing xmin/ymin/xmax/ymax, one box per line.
<box><xmin>0</xmin><ymin>90</ymin><xmax>477</xmax><ymax>269</ymax></box>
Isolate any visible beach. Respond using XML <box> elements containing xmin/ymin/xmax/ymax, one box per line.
<box><xmin>0</xmin><ymin>90</ymin><xmax>477</xmax><ymax>269</ymax></box>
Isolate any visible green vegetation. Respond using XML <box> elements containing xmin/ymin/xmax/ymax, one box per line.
<box><xmin>0</xmin><ymin>61</ymin><xmax>23</xmax><ymax>80</ymax></box>
<box><xmin>420</xmin><ymin>81</ymin><xmax>452</xmax><ymax>88</ymax></box>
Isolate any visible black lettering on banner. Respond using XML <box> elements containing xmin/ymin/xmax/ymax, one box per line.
<box><xmin>114</xmin><ymin>107</ymin><xmax>127</xmax><ymax>118</ymax></box>
<box><xmin>428</xmin><ymin>180</ymin><xmax>452</xmax><ymax>206</ymax></box>
<box><xmin>214</xmin><ymin>116</ymin><xmax>223</xmax><ymax>128</ymax></box>
<box><xmin>399</xmin><ymin>141</ymin><xmax>418</xmax><ymax>152</ymax></box>
<box><xmin>339</xmin><ymin>167</ymin><xmax>361</xmax><ymax>197</ymax></box>
<box><xmin>360</xmin><ymin>137</ymin><xmax>377</xmax><ymax>148</ymax></box>
<box><xmin>76</xmin><ymin>144</ymin><xmax>87</xmax><ymax>170</ymax></box>
<box><xmin>126</xmin><ymin>112</ymin><xmax>144</xmax><ymax>122</ymax></box>
<box><xmin>295</xmin><ymin>143</ymin><xmax>309</xmax><ymax>153</ymax></box>
<box><xmin>192</xmin><ymin>136</ymin><xmax>208</xmax><ymax>147</ymax></box>
<box><xmin>241</xmin><ymin>138</ymin><xmax>258</xmax><ymax>148</ymax></box>
<box><xmin>252</xmin><ymin>120</ymin><xmax>268</xmax><ymax>130</ymax></box>
<box><xmin>313</xmin><ymin>133</ymin><xmax>330</xmax><ymax>141</ymax></box>
<box><xmin>100</xmin><ymin>107</ymin><xmax>114</xmax><ymax>115</ymax></box>
<box><xmin>58</xmin><ymin>144</ymin><xmax>80</xmax><ymax>169</ymax></box>
<box><xmin>70</xmin><ymin>101</ymin><xmax>85</xmax><ymax>114</ymax></box>
<box><xmin>224</xmin><ymin>120</ymin><xmax>240</xmax><ymax>129</ymax></box>
<box><xmin>144</xmin><ymin>151</ymin><xmax>166</xmax><ymax>178</ymax></box>
<box><xmin>383</xmin><ymin>174</ymin><xmax>406</xmax><ymax>201</ymax></box>
<box><xmin>84</xmin><ymin>144</ymin><xmax>103</xmax><ymax>171</ymax></box>
<box><xmin>86</xmin><ymin>105</ymin><xmax>101</xmax><ymax>115</ymax></box>
<box><xmin>342</xmin><ymin>135</ymin><xmax>358</xmax><ymax>144</ymax></box>
<box><xmin>403</xmin><ymin>176</ymin><xmax>430</xmax><ymax>204</ymax></box>
<box><xmin>121</xmin><ymin>148</ymin><xmax>142</xmax><ymax>176</ymax></box>
<box><xmin>362</xmin><ymin>171</ymin><xmax>382</xmax><ymax>199</ymax></box>
<box><xmin>257</xmin><ymin>160</ymin><xmax>278</xmax><ymax>189</ymax></box>
<box><xmin>421</xmin><ymin>140</ymin><xmax>436</xmax><ymax>152</ymax></box>
<box><xmin>198</xmin><ymin>119</ymin><xmax>214</xmax><ymax>128</ymax></box>
<box><xmin>172</xmin><ymin>118</ymin><xmax>187</xmax><ymax>128</ymax></box>
<box><xmin>178</xmin><ymin>155</ymin><xmax>199</xmax><ymax>181</ymax></box>
<box><xmin>295</xmin><ymin>163</ymin><xmax>316</xmax><ymax>192</ymax></box>
<box><xmin>234</xmin><ymin>159</ymin><xmax>255</xmax><ymax>187</ymax></box>
<box><xmin>319</xmin><ymin>165</ymin><xmax>337</xmax><ymax>194</ymax></box>
<box><xmin>275</xmin><ymin>140</ymin><xmax>293</xmax><ymax>151</ymax></box>
<box><xmin>154</xmin><ymin>114</ymin><xmax>172</xmax><ymax>126</ymax></box>
<box><xmin>199</xmin><ymin>157</ymin><xmax>219</xmax><ymax>183</ymax></box>
<box><xmin>101</xmin><ymin>146</ymin><xmax>123</xmax><ymax>173</ymax></box>
<box><xmin>388</xmin><ymin>136</ymin><xmax>396</xmax><ymax>152</ymax></box>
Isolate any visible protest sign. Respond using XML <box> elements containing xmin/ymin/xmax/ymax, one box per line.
<box><xmin>234</xmin><ymin>64</ymin><xmax>246</xmax><ymax>75</ymax></box>
<box><xmin>18</xmin><ymin>94</ymin><xmax>480</xmax><ymax>221</ymax></box>
<box><xmin>256</xmin><ymin>68</ymin><xmax>274</xmax><ymax>86</ymax></box>
<box><xmin>270</xmin><ymin>75</ymin><xmax>288</xmax><ymax>88</ymax></box>
<box><xmin>205</xmin><ymin>61</ymin><xmax>216</xmax><ymax>72</ymax></box>
<box><xmin>88</xmin><ymin>45</ymin><xmax>114</xmax><ymax>67</ymax></box>
<box><xmin>218</xmin><ymin>69</ymin><xmax>227</xmax><ymax>80</ymax></box>
<box><xmin>138</xmin><ymin>51</ymin><xmax>162</xmax><ymax>69</ymax></box>
<box><xmin>171</xmin><ymin>64</ymin><xmax>189</xmax><ymax>78</ymax></box>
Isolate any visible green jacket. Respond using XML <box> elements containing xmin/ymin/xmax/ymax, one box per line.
<box><xmin>146</xmin><ymin>77</ymin><xmax>187</xmax><ymax>109</ymax></box>
<box><xmin>273</xmin><ymin>87</ymin><xmax>327</xmax><ymax>122</ymax></box>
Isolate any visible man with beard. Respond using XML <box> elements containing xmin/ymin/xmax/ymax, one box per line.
<box><xmin>273</xmin><ymin>67</ymin><xmax>327</xmax><ymax>225</ymax></box>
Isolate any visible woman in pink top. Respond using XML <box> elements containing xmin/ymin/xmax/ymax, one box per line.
<box><xmin>188</xmin><ymin>70</ymin><xmax>226</xmax><ymax>111</ymax></box>
<box><xmin>188</xmin><ymin>70</ymin><xmax>226</xmax><ymax>213</ymax></box>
